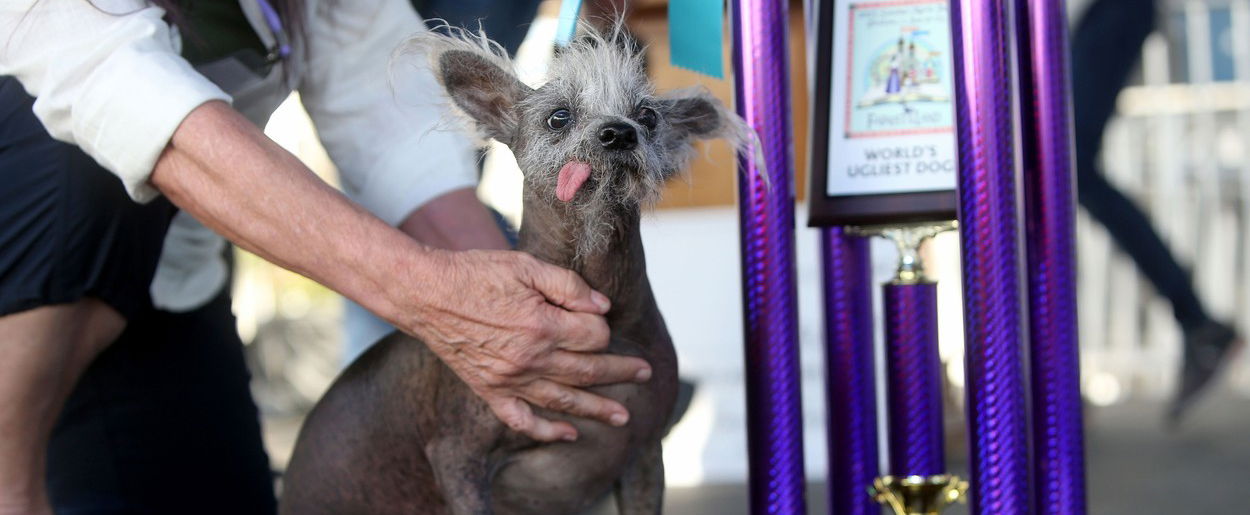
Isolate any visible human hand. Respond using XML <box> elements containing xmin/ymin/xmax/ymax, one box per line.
<box><xmin>396</xmin><ymin>249</ymin><xmax>651</xmax><ymax>442</ymax></box>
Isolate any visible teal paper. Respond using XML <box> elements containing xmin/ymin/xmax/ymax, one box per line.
<box><xmin>669</xmin><ymin>0</ymin><xmax>724</xmax><ymax>78</ymax></box>
<box><xmin>555</xmin><ymin>0</ymin><xmax>583</xmax><ymax>46</ymax></box>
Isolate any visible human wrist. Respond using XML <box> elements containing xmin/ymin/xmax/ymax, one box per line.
<box><xmin>356</xmin><ymin>233</ymin><xmax>449</xmax><ymax>336</ymax></box>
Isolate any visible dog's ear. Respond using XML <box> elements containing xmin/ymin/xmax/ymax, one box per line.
<box><xmin>657</xmin><ymin>88</ymin><xmax>763</xmax><ymax>180</ymax></box>
<box><xmin>657</xmin><ymin>90</ymin><xmax>732</xmax><ymax>140</ymax></box>
<box><xmin>437</xmin><ymin>49</ymin><xmax>533</xmax><ymax>145</ymax></box>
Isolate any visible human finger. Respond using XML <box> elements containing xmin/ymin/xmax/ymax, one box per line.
<box><xmin>523</xmin><ymin>379</ymin><xmax>630</xmax><ymax>427</ymax></box>
<box><xmin>486</xmin><ymin>395</ymin><xmax>579</xmax><ymax>442</ymax></box>
<box><xmin>541</xmin><ymin>351</ymin><xmax>652</xmax><ymax>387</ymax></box>
<box><xmin>547</xmin><ymin>309</ymin><xmax>611</xmax><ymax>352</ymax></box>
<box><xmin>520</xmin><ymin>256</ymin><xmax>611</xmax><ymax>314</ymax></box>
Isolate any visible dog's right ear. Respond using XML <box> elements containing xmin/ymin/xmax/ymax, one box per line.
<box><xmin>436</xmin><ymin>49</ymin><xmax>533</xmax><ymax>145</ymax></box>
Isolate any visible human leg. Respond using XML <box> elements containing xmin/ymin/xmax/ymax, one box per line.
<box><xmin>1076</xmin><ymin>165</ymin><xmax>1210</xmax><ymax>330</ymax></box>
<box><xmin>0</xmin><ymin>302</ymin><xmax>124</xmax><ymax>515</ymax></box>
<box><xmin>1</xmin><ymin>75</ymin><xmax>273</xmax><ymax>512</ymax></box>
<box><xmin>0</xmin><ymin>75</ymin><xmax>175</xmax><ymax>513</ymax></box>
<box><xmin>1072</xmin><ymin>0</ymin><xmax>1215</xmax><ymax>330</ymax></box>
<box><xmin>1071</xmin><ymin>0</ymin><xmax>1201</xmax><ymax>316</ymax></box>
<box><xmin>1071</xmin><ymin>0</ymin><xmax>1239</xmax><ymax>420</ymax></box>
<box><xmin>1074</xmin><ymin>173</ymin><xmax>1239</xmax><ymax>417</ymax></box>
<box><xmin>46</xmin><ymin>292</ymin><xmax>277</xmax><ymax>515</ymax></box>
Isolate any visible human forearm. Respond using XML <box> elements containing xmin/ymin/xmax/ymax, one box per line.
<box><xmin>150</xmin><ymin>100</ymin><xmax>427</xmax><ymax>324</ymax></box>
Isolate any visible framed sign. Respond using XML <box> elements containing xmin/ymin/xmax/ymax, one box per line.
<box><xmin>808</xmin><ymin>0</ymin><xmax>958</xmax><ymax>226</ymax></box>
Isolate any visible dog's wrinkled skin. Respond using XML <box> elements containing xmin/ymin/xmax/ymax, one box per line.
<box><xmin>280</xmin><ymin>24</ymin><xmax>748</xmax><ymax>515</ymax></box>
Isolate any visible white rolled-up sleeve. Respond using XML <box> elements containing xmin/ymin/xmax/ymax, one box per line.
<box><xmin>0</xmin><ymin>0</ymin><xmax>230</xmax><ymax>202</ymax></box>
<box><xmin>299</xmin><ymin>0</ymin><xmax>478</xmax><ymax>227</ymax></box>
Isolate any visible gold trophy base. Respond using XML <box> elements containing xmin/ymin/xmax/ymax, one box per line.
<box><xmin>869</xmin><ymin>475</ymin><xmax>969</xmax><ymax>515</ymax></box>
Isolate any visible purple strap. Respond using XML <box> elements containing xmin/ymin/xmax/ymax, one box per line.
<box><xmin>255</xmin><ymin>0</ymin><xmax>291</xmax><ymax>59</ymax></box>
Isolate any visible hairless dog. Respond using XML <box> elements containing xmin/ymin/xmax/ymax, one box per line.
<box><xmin>280</xmin><ymin>23</ymin><xmax>750</xmax><ymax>515</ymax></box>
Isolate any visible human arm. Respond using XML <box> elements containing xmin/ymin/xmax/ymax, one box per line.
<box><xmin>151</xmin><ymin>100</ymin><xmax>649</xmax><ymax>440</ymax></box>
<box><xmin>397</xmin><ymin>187</ymin><xmax>512</xmax><ymax>251</ymax></box>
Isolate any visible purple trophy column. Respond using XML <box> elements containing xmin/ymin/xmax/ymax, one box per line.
<box><xmin>948</xmin><ymin>0</ymin><xmax>1033</xmax><ymax>513</ymax></box>
<box><xmin>883</xmin><ymin>282</ymin><xmax>944</xmax><ymax>478</ymax></box>
<box><xmin>731</xmin><ymin>0</ymin><xmax>806</xmax><ymax>513</ymax></box>
<box><xmin>1015</xmin><ymin>0</ymin><xmax>1088</xmax><ymax>512</ymax></box>
<box><xmin>821</xmin><ymin>228</ymin><xmax>879</xmax><ymax>515</ymax></box>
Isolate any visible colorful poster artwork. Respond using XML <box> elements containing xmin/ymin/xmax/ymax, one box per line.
<box><xmin>845</xmin><ymin>0</ymin><xmax>953</xmax><ymax>138</ymax></box>
<box><xmin>827</xmin><ymin>0</ymin><xmax>958</xmax><ymax>197</ymax></box>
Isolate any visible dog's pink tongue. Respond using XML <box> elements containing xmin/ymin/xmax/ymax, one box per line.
<box><xmin>556</xmin><ymin>161</ymin><xmax>592</xmax><ymax>202</ymax></box>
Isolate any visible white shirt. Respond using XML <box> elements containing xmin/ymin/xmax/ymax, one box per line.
<box><xmin>1</xmin><ymin>0</ymin><xmax>479</xmax><ymax>311</ymax></box>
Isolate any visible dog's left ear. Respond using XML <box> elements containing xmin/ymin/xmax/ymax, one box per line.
<box><xmin>657</xmin><ymin>90</ymin><xmax>733</xmax><ymax>140</ymax></box>
<box><xmin>436</xmin><ymin>49</ymin><xmax>534</xmax><ymax>145</ymax></box>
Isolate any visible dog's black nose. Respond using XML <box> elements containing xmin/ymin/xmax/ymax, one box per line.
<box><xmin>598</xmin><ymin>122</ymin><xmax>637</xmax><ymax>151</ymax></box>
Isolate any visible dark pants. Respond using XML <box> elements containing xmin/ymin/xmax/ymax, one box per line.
<box><xmin>46</xmin><ymin>293</ymin><xmax>277</xmax><ymax>515</ymax></box>
<box><xmin>1071</xmin><ymin>0</ymin><xmax>1212</xmax><ymax>331</ymax></box>
<box><xmin>0</xmin><ymin>76</ymin><xmax>277</xmax><ymax>514</ymax></box>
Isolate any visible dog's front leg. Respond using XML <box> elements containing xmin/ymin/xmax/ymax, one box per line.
<box><xmin>427</xmin><ymin>437</ymin><xmax>494</xmax><ymax>515</ymax></box>
<box><xmin>613</xmin><ymin>442</ymin><xmax>664</xmax><ymax>515</ymax></box>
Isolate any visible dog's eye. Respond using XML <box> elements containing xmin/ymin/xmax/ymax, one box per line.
<box><xmin>636</xmin><ymin>107</ymin><xmax>658</xmax><ymax>130</ymax></box>
<box><xmin>547</xmin><ymin>109</ymin><xmax>573</xmax><ymax>131</ymax></box>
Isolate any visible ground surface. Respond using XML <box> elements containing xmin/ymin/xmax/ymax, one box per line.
<box><xmin>262</xmin><ymin>393</ymin><xmax>1250</xmax><ymax>513</ymax></box>
<box><xmin>582</xmin><ymin>394</ymin><xmax>1250</xmax><ymax>514</ymax></box>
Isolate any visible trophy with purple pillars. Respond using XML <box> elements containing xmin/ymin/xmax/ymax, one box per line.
<box><xmin>797</xmin><ymin>0</ymin><xmax>1087</xmax><ymax>514</ymax></box>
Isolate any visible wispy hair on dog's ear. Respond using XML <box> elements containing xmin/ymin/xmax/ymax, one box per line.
<box><xmin>656</xmin><ymin>87</ymin><xmax>765</xmax><ymax>174</ymax></box>
<box><xmin>394</xmin><ymin>23</ymin><xmax>533</xmax><ymax>145</ymax></box>
<box><xmin>657</xmin><ymin>88</ymin><xmax>736</xmax><ymax>141</ymax></box>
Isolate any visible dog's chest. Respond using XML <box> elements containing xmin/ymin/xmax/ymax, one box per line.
<box><xmin>488</xmin><ymin>326</ymin><xmax>678</xmax><ymax>514</ymax></box>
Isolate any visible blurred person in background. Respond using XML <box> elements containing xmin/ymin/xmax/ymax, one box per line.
<box><xmin>0</xmin><ymin>1</ymin><xmax>653</xmax><ymax>513</ymax></box>
<box><xmin>1072</xmin><ymin>0</ymin><xmax>1241</xmax><ymax>423</ymax></box>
